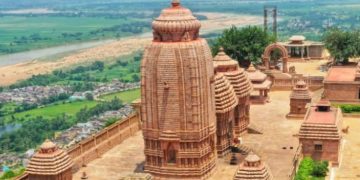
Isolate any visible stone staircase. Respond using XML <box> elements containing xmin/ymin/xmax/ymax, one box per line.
<box><xmin>247</xmin><ymin>123</ymin><xmax>264</xmax><ymax>134</ymax></box>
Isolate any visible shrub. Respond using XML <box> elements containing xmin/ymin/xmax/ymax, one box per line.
<box><xmin>312</xmin><ymin>161</ymin><xmax>329</xmax><ymax>177</ymax></box>
<box><xmin>340</xmin><ymin>104</ymin><xmax>360</xmax><ymax>113</ymax></box>
<box><xmin>295</xmin><ymin>157</ymin><xmax>328</xmax><ymax>180</ymax></box>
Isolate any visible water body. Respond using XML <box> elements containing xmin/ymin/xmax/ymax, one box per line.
<box><xmin>0</xmin><ymin>123</ymin><xmax>21</xmax><ymax>137</ymax></box>
<box><xmin>0</xmin><ymin>39</ymin><xmax>116</xmax><ymax>67</ymax></box>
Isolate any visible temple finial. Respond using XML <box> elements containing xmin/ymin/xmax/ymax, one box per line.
<box><xmin>219</xmin><ymin>47</ymin><xmax>224</xmax><ymax>52</ymax></box>
<box><xmin>172</xmin><ymin>0</ymin><xmax>180</xmax><ymax>7</ymax></box>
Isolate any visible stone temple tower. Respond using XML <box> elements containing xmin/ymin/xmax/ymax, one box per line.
<box><xmin>140</xmin><ymin>0</ymin><xmax>217</xmax><ymax>179</ymax></box>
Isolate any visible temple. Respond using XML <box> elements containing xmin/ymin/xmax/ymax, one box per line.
<box><xmin>323</xmin><ymin>62</ymin><xmax>360</xmax><ymax>103</ymax></box>
<box><xmin>25</xmin><ymin>140</ymin><xmax>73</xmax><ymax>180</ymax></box>
<box><xmin>287</xmin><ymin>80</ymin><xmax>312</xmax><ymax>118</ymax></box>
<box><xmin>279</xmin><ymin>35</ymin><xmax>325</xmax><ymax>60</ymax></box>
<box><xmin>140</xmin><ymin>0</ymin><xmax>217</xmax><ymax>179</ymax></box>
<box><xmin>213</xmin><ymin>48</ymin><xmax>252</xmax><ymax>157</ymax></box>
<box><xmin>298</xmin><ymin>100</ymin><xmax>343</xmax><ymax>165</ymax></box>
<box><xmin>233</xmin><ymin>152</ymin><xmax>273</xmax><ymax>180</ymax></box>
<box><xmin>247</xmin><ymin>64</ymin><xmax>272</xmax><ymax>104</ymax></box>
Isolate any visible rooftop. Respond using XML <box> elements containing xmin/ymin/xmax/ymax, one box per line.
<box><xmin>304</xmin><ymin>106</ymin><xmax>337</xmax><ymax>125</ymax></box>
<box><xmin>325</xmin><ymin>66</ymin><xmax>357</xmax><ymax>82</ymax></box>
<box><xmin>290</xmin><ymin>35</ymin><xmax>306</xmax><ymax>42</ymax></box>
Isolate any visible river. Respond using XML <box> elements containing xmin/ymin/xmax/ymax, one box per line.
<box><xmin>0</xmin><ymin>39</ymin><xmax>117</xmax><ymax>67</ymax></box>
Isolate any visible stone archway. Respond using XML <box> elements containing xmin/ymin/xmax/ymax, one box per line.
<box><xmin>262</xmin><ymin>43</ymin><xmax>289</xmax><ymax>73</ymax></box>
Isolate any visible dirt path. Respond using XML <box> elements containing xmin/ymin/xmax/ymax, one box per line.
<box><xmin>0</xmin><ymin>13</ymin><xmax>261</xmax><ymax>86</ymax></box>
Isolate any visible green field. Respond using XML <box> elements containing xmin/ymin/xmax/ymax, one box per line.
<box><xmin>0</xmin><ymin>16</ymin><xmax>149</xmax><ymax>54</ymax></box>
<box><xmin>100</xmin><ymin>88</ymin><xmax>140</xmax><ymax>103</ymax></box>
<box><xmin>4</xmin><ymin>100</ymin><xmax>98</xmax><ymax>122</ymax></box>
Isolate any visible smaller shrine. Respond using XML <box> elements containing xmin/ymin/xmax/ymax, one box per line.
<box><xmin>25</xmin><ymin>139</ymin><xmax>73</xmax><ymax>180</ymax></box>
<box><xmin>247</xmin><ymin>64</ymin><xmax>272</xmax><ymax>104</ymax></box>
<box><xmin>287</xmin><ymin>80</ymin><xmax>312</xmax><ymax>118</ymax></box>
<box><xmin>298</xmin><ymin>100</ymin><xmax>342</xmax><ymax>166</ymax></box>
<box><xmin>233</xmin><ymin>152</ymin><xmax>273</xmax><ymax>180</ymax></box>
<box><xmin>213</xmin><ymin>73</ymin><xmax>238</xmax><ymax>157</ymax></box>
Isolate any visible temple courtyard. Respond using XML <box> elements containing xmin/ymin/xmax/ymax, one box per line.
<box><xmin>74</xmin><ymin>90</ymin><xmax>360</xmax><ymax>180</ymax></box>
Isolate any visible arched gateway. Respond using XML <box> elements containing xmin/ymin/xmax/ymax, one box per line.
<box><xmin>262</xmin><ymin>43</ymin><xmax>289</xmax><ymax>73</ymax></box>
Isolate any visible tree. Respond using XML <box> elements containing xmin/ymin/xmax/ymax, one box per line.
<box><xmin>212</xmin><ymin>26</ymin><xmax>275</xmax><ymax>67</ymax></box>
<box><xmin>131</xmin><ymin>74</ymin><xmax>140</xmax><ymax>82</ymax></box>
<box><xmin>85</xmin><ymin>93</ymin><xmax>94</xmax><ymax>101</ymax></box>
<box><xmin>323</xmin><ymin>28</ymin><xmax>360</xmax><ymax>64</ymax></box>
<box><xmin>91</xmin><ymin>61</ymin><xmax>105</xmax><ymax>72</ymax></box>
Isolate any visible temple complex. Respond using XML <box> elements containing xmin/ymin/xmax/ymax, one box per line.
<box><xmin>287</xmin><ymin>80</ymin><xmax>312</xmax><ymax>118</ymax></box>
<box><xmin>279</xmin><ymin>35</ymin><xmax>325</xmax><ymax>60</ymax></box>
<box><xmin>25</xmin><ymin>140</ymin><xmax>73</xmax><ymax>180</ymax></box>
<box><xmin>233</xmin><ymin>152</ymin><xmax>273</xmax><ymax>180</ymax></box>
<box><xmin>213</xmin><ymin>48</ymin><xmax>252</xmax><ymax>157</ymax></box>
<box><xmin>298</xmin><ymin>100</ymin><xmax>343</xmax><ymax>165</ymax></box>
<box><xmin>140</xmin><ymin>0</ymin><xmax>217</xmax><ymax>179</ymax></box>
<box><xmin>247</xmin><ymin>64</ymin><xmax>272</xmax><ymax>104</ymax></box>
<box><xmin>323</xmin><ymin>63</ymin><xmax>360</xmax><ymax>103</ymax></box>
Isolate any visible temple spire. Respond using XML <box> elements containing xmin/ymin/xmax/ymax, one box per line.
<box><xmin>172</xmin><ymin>0</ymin><xmax>180</xmax><ymax>7</ymax></box>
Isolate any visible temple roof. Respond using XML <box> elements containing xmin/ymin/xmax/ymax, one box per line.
<box><xmin>299</xmin><ymin>102</ymin><xmax>342</xmax><ymax>140</ymax></box>
<box><xmin>233</xmin><ymin>152</ymin><xmax>273</xmax><ymax>180</ymax></box>
<box><xmin>245</xmin><ymin>151</ymin><xmax>261</xmax><ymax>163</ymax></box>
<box><xmin>213</xmin><ymin>48</ymin><xmax>252</xmax><ymax>98</ymax></box>
<box><xmin>290</xmin><ymin>35</ymin><xmax>306</xmax><ymax>42</ymax></box>
<box><xmin>213</xmin><ymin>47</ymin><xmax>239</xmax><ymax>68</ymax></box>
<box><xmin>247</xmin><ymin>64</ymin><xmax>267</xmax><ymax>82</ymax></box>
<box><xmin>325</xmin><ymin>66</ymin><xmax>359</xmax><ymax>83</ymax></box>
<box><xmin>290</xmin><ymin>80</ymin><xmax>312</xmax><ymax>100</ymax></box>
<box><xmin>214</xmin><ymin>73</ymin><xmax>238</xmax><ymax>114</ymax></box>
<box><xmin>26</xmin><ymin>139</ymin><xmax>73</xmax><ymax>176</ymax></box>
<box><xmin>152</xmin><ymin>0</ymin><xmax>201</xmax><ymax>42</ymax></box>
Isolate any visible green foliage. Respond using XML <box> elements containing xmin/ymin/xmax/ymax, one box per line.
<box><xmin>100</xmin><ymin>88</ymin><xmax>140</xmax><ymax>103</ymax></box>
<box><xmin>312</xmin><ymin>161</ymin><xmax>329</xmax><ymax>177</ymax></box>
<box><xmin>104</xmin><ymin>117</ymin><xmax>119</xmax><ymax>127</ymax></box>
<box><xmin>76</xmin><ymin>98</ymin><xmax>123</xmax><ymax>123</ymax></box>
<box><xmin>323</xmin><ymin>28</ymin><xmax>360</xmax><ymax>64</ymax></box>
<box><xmin>0</xmin><ymin>170</ymin><xmax>16</xmax><ymax>180</ymax></box>
<box><xmin>0</xmin><ymin>98</ymin><xmax>121</xmax><ymax>153</ymax></box>
<box><xmin>339</xmin><ymin>104</ymin><xmax>360</xmax><ymax>113</ymax></box>
<box><xmin>211</xmin><ymin>26</ymin><xmax>275</xmax><ymax>66</ymax></box>
<box><xmin>0</xmin><ymin>115</ymin><xmax>72</xmax><ymax>153</ymax></box>
<box><xmin>295</xmin><ymin>157</ymin><xmax>328</xmax><ymax>180</ymax></box>
<box><xmin>85</xmin><ymin>93</ymin><xmax>94</xmax><ymax>101</ymax></box>
<box><xmin>0</xmin><ymin>167</ymin><xmax>25</xmax><ymax>180</ymax></box>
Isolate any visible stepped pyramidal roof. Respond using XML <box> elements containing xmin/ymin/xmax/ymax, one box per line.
<box><xmin>290</xmin><ymin>80</ymin><xmax>312</xmax><ymax>100</ymax></box>
<box><xmin>213</xmin><ymin>48</ymin><xmax>252</xmax><ymax>98</ymax></box>
<box><xmin>233</xmin><ymin>152</ymin><xmax>273</xmax><ymax>180</ymax></box>
<box><xmin>26</xmin><ymin>139</ymin><xmax>73</xmax><ymax>176</ymax></box>
<box><xmin>299</xmin><ymin>100</ymin><xmax>342</xmax><ymax>140</ymax></box>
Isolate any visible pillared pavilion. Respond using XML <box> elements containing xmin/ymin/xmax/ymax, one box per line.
<box><xmin>213</xmin><ymin>48</ymin><xmax>252</xmax><ymax>157</ymax></box>
<box><xmin>247</xmin><ymin>64</ymin><xmax>272</xmax><ymax>104</ymax></box>
<box><xmin>25</xmin><ymin>140</ymin><xmax>73</xmax><ymax>180</ymax></box>
<box><xmin>140</xmin><ymin>0</ymin><xmax>217</xmax><ymax>179</ymax></box>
